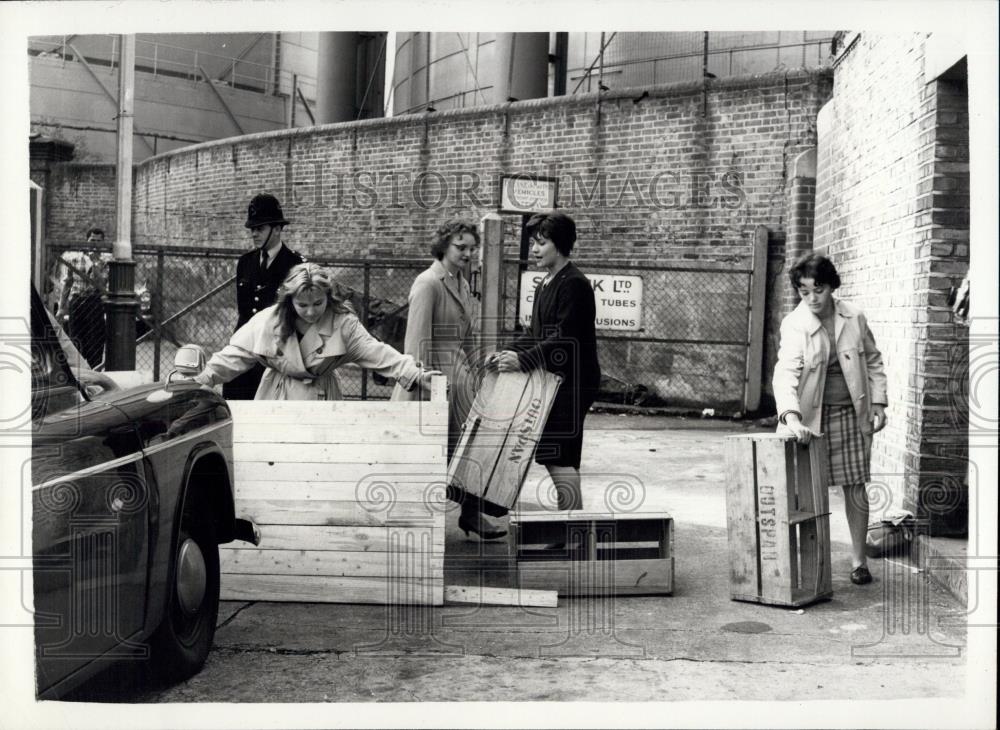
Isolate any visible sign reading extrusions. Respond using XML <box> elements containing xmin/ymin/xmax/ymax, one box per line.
<box><xmin>518</xmin><ymin>272</ymin><xmax>644</xmax><ymax>332</ymax></box>
<box><xmin>499</xmin><ymin>174</ymin><xmax>558</xmax><ymax>214</ymax></box>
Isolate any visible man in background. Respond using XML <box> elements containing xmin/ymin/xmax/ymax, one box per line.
<box><xmin>223</xmin><ymin>193</ymin><xmax>303</xmax><ymax>400</ymax></box>
<box><xmin>52</xmin><ymin>226</ymin><xmax>108</xmax><ymax>368</ymax></box>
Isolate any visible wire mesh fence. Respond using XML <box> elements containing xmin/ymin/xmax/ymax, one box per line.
<box><xmin>500</xmin><ymin>258</ymin><xmax>754</xmax><ymax>412</ymax></box>
<box><xmin>44</xmin><ymin>244</ymin><xmax>754</xmax><ymax>409</ymax></box>
<box><xmin>45</xmin><ymin>244</ymin><xmax>426</xmax><ymax>400</ymax></box>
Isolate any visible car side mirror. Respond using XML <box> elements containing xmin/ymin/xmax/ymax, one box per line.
<box><xmin>165</xmin><ymin>344</ymin><xmax>208</xmax><ymax>388</ymax></box>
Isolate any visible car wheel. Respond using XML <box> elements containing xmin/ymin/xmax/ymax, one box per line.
<box><xmin>151</xmin><ymin>493</ymin><xmax>220</xmax><ymax>683</ymax></box>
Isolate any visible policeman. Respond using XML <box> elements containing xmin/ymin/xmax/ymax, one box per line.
<box><xmin>223</xmin><ymin>193</ymin><xmax>304</xmax><ymax>400</ymax></box>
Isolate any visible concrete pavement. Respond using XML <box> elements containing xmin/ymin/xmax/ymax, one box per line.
<box><xmin>94</xmin><ymin>414</ymin><xmax>969</xmax><ymax>703</ymax></box>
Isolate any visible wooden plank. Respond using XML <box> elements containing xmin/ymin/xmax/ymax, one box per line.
<box><xmin>743</xmin><ymin>224</ymin><xmax>768</xmax><ymax>412</ymax></box>
<box><xmin>234</xmin><ymin>461</ymin><xmax>446</xmax><ymax>484</ymax></box>
<box><xmin>220</xmin><ymin>574</ymin><xmax>443</xmax><ymax>605</ymax></box>
<box><xmin>232</xmin><ymin>498</ymin><xmax>444</xmax><ymax>526</ymax></box>
<box><xmin>228</xmin><ymin>399</ymin><xmax>447</xmax><ymax>423</ymax></box>
<box><xmin>443</xmin><ymin>584</ymin><xmax>558</xmax><ymax>608</ymax></box>
<box><xmin>253</xmin><ymin>524</ymin><xmax>443</xmax><ymax>552</ymax></box>
<box><xmin>754</xmin><ymin>437</ymin><xmax>793</xmax><ymax>603</ymax></box>
<box><xmin>516</xmin><ymin>558</ymin><xmax>673</xmax><ymax>596</ymax></box>
<box><xmin>511</xmin><ymin>510</ymin><xmax>675</xmax><ymax>523</ymax></box>
<box><xmin>235</xmin><ymin>480</ymin><xmax>441</xmax><ymax>505</ymax></box>
<box><xmin>221</xmin><ymin>548</ymin><xmax>443</xmax><ymax>578</ymax></box>
<box><xmin>234</xmin><ymin>442</ymin><xmax>445</xmax><ymax>465</ymax></box>
<box><xmin>724</xmin><ymin>436</ymin><xmax>759</xmax><ymax>599</ymax></box>
<box><xmin>234</xmin><ymin>421</ymin><xmax>446</xmax><ymax>445</ymax></box>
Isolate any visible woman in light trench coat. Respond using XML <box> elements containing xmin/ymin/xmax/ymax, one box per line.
<box><xmin>773</xmin><ymin>254</ymin><xmax>888</xmax><ymax>586</ymax></box>
<box><xmin>195</xmin><ymin>263</ymin><xmax>439</xmax><ymax>399</ymax></box>
<box><xmin>391</xmin><ymin>220</ymin><xmax>505</xmax><ymax>540</ymax></box>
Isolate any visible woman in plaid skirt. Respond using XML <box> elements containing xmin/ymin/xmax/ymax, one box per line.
<box><xmin>773</xmin><ymin>254</ymin><xmax>889</xmax><ymax>585</ymax></box>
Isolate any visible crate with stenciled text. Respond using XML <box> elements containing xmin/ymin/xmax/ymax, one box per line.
<box><xmin>724</xmin><ymin>433</ymin><xmax>832</xmax><ymax>607</ymax></box>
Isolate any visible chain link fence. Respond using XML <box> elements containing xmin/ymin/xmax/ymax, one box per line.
<box><xmin>45</xmin><ymin>244</ymin><xmax>427</xmax><ymax>400</ymax></box>
<box><xmin>44</xmin><ymin>244</ymin><xmax>755</xmax><ymax>410</ymax></box>
<box><xmin>500</xmin><ymin>258</ymin><xmax>755</xmax><ymax>412</ymax></box>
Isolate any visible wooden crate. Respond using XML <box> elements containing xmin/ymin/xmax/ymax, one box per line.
<box><xmin>724</xmin><ymin>433</ymin><xmax>832</xmax><ymax>607</ymax></box>
<box><xmin>447</xmin><ymin>368</ymin><xmax>562</xmax><ymax>516</ymax></box>
<box><xmin>509</xmin><ymin>511</ymin><xmax>674</xmax><ymax>596</ymax></box>
<box><xmin>220</xmin><ymin>381</ymin><xmax>448</xmax><ymax>605</ymax></box>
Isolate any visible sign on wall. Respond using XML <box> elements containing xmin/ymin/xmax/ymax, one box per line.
<box><xmin>499</xmin><ymin>174</ymin><xmax>558</xmax><ymax>215</ymax></box>
<box><xmin>518</xmin><ymin>271</ymin><xmax>644</xmax><ymax>332</ymax></box>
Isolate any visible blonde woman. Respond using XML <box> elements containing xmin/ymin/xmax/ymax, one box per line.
<box><xmin>195</xmin><ymin>263</ymin><xmax>439</xmax><ymax>399</ymax></box>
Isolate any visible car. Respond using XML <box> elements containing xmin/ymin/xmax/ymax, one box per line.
<box><xmin>29</xmin><ymin>285</ymin><xmax>257</xmax><ymax>699</ymax></box>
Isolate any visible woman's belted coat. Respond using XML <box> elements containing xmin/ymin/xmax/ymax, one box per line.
<box><xmin>196</xmin><ymin>304</ymin><xmax>421</xmax><ymax>400</ymax></box>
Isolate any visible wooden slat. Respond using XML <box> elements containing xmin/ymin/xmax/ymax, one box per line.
<box><xmin>236</xmin><ymin>479</ymin><xmax>443</xmax><ymax>504</ymax></box>
<box><xmin>444</xmin><ymin>584</ymin><xmax>557</xmax><ymax>608</ymax></box>
<box><xmin>220</xmin><ymin>574</ymin><xmax>443</xmax><ymax>605</ymax></box>
<box><xmin>754</xmin><ymin>437</ymin><xmax>793</xmax><ymax>603</ymax></box>
<box><xmin>221</xmin><ymin>548</ymin><xmax>443</xmax><ymax>578</ymax></box>
<box><xmin>234</xmin><ymin>421</ymin><xmax>447</xmax><ymax>445</ymax></box>
<box><xmin>254</xmin><ymin>524</ymin><xmax>443</xmax><ymax>552</ymax></box>
<box><xmin>234</xmin><ymin>461</ymin><xmax>446</xmax><ymax>484</ymax></box>
<box><xmin>234</xmin><ymin>442</ymin><xmax>445</xmax><ymax>465</ymax></box>
<box><xmin>232</xmin><ymin>498</ymin><xmax>445</xmax><ymax>526</ymax></box>
<box><xmin>516</xmin><ymin>558</ymin><xmax>673</xmax><ymax>596</ymax></box>
<box><xmin>228</xmin><ymin>400</ymin><xmax>447</xmax><ymax>422</ymax></box>
<box><xmin>743</xmin><ymin>225</ymin><xmax>768</xmax><ymax>412</ymax></box>
<box><xmin>511</xmin><ymin>510</ymin><xmax>675</xmax><ymax>523</ymax></box>
<box><xmin>724</xmin><ymin>436</ymin><xmax>759</xmax><ymax>599</ymax></box>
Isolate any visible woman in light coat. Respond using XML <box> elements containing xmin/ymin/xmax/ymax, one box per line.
<box><xmin>195</xmin><ymin>263</ymin><xmax>438</xmax><ymax>399</ymax></box>
<box><xmin>773</xmin><ymin>254</ymin><xmax>888</xmax><ymax>585</ymax></box>
<box><xmin>392</xmin><ymin>220</ymin><xmax>505</xmax><ymax>539</ymax></box>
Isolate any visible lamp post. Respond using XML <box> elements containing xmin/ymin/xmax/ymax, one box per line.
<box><xmin>105</xmin><ymin>33</ymin><xmax>137</xmax><ymax>370</ymax></box>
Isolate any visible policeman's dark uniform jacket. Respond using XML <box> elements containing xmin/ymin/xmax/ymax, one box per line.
<box><xmin>222</xmin><ymin>193</ymin><xmax>304</xmax><ymax>400</ymax></box>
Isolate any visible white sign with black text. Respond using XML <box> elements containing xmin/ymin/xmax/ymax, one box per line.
<box><xmin>518</xmin><ymin>272</ymin><xmax>643</xmax><ymax>331</ymax></box>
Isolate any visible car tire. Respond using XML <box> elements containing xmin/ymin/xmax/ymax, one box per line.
<box><xmin>151</xmin><ymin>492</ymin><xmax>220</xmax><ymax>683</ymax></box>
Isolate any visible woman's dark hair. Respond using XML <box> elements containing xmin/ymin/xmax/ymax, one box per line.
<box><xmin>430</xmin><ymin>219</ymin><xmax>480</xmax><ymax>260</ymax></box>
<box><xmin>86</xmin><ymin>227</ymin><xmax>105</xmax><ymax>240</ymax></box>
<box><xmin>526</xmin><ymin>211</ymin><xmax>576</xmax><ymax>256</ymax></box>
<box><xmin>788</xmin><ymin>253</ymin><xmax>841</xmax><ymax>291</ymax></box>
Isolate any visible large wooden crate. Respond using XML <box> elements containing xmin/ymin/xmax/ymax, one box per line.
<box><xmin>220</xmin><ymin>383</ymin><xmax>448</xmax><ymax>605</ymax></box>
<box><xmin>447</xmin><ymin>369</ymin><xmax>562</xmax><ymax>516</ymax></box>
<box><xmin>724</xmin><ymin>433</ymin><xmax>832</xmax><ymax>607</ymax></box>
<box><xmin>509</xmin><ymin>511</ymin><xmax>674</xmax><ymax>596</ymax></box>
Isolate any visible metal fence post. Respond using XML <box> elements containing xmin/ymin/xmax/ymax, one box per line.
<box><xmin>361</xmin><ymin>262</ymin><xmax>370</xmax><ymax>399</ymax></box>
<box><xmin>152</xmin><ymin>248</ymin><xmax>165</xmax><ymax>381</ymax></box>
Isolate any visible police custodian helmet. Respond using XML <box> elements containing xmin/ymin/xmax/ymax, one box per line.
<box><xmin>245</xmin><ymin>193</ymin><xmax>290</xmax><ymax>229</ymax></box>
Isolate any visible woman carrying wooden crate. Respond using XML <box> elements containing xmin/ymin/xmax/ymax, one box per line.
<box><xmin>392</xmin><ymin>219</ymin><xmax>506</xmax><ymax>540</ymax></box>
<box><xmin>490</xmin><ymin>211</ymin><xmax>601</xmax><ymax>512</ymax></box>
<box><xmin>194</xmin><ymin>263</ymin><xmax>440</xmax><ymax>399</ymax></box>
<box><xmin>772</xmin><ymin>254</ymin><xmax>889</xmax><ymax>586</ymax></box>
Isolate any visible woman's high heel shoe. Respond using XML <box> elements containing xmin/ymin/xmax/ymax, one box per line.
<box><xmin>458</xmin><ymin>514</ymin><xmax>507</xmax><ymax>541</ymax></box>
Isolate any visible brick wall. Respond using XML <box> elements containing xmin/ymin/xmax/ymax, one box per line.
<box><xmin>42</xmin><ymin>163</ymin><xmax>119</xmax><ymax>245</ymax></box>
<box><xmin>120</xmin><ymin>69</ymin><xmax>832</xmax><ymax>263</ymax></box>
<box><xmin>42</xmin><ymin>69</ymin><xmax>833</xmax><ymax>410</ymax></box>
<box><xmin>814</xmin><ymin>33</ymin><xmax>969</xmax><ymax>532</ymax></box>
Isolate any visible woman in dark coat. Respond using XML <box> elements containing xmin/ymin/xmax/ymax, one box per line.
<box><xmin>491</xmin><ymin>212</ymin><xmax>600</xmax><ymax>511</ymax></box>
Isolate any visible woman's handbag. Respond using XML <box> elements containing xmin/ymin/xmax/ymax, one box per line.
<box><xmin>865</xmin><ymin>510</ymin><xmax>916</xmax><ymax>558</ymax></box>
